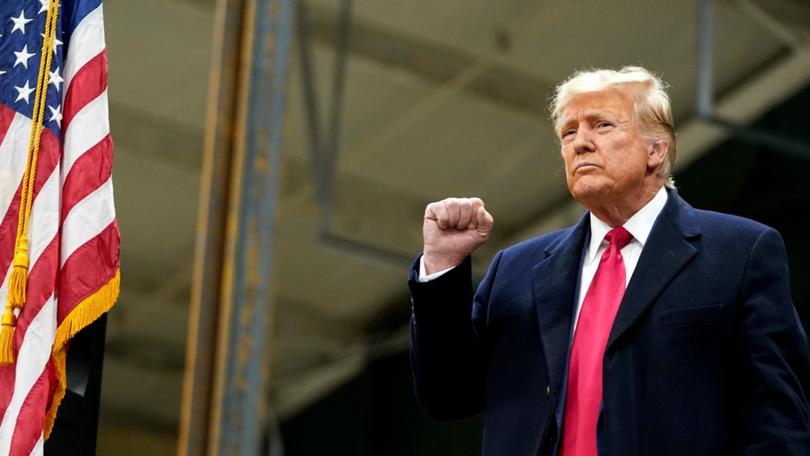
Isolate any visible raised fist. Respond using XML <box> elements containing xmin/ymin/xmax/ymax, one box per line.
<box><xmin>422</xmin><ymin>197</ymin><xmax>494</xmax><ymax>274</ymax></box>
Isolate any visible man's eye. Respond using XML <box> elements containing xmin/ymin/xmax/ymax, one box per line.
<box><xmin>562</xmin><ymin>129</ymin><xmax>576</xmax><ymax>139</ymax></box>
<box><xmin>597</xmin><ymin>121</ymin><xmax>613</xmax><ymax>129</ymax></box>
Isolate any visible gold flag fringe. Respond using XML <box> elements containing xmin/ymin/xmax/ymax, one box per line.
<box><xmin>44</xmin><ymin>269</ymin><xmax>120</xmax><ymax>438</ymax></box>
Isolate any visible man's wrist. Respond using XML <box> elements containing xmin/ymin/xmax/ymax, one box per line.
<box><xmin>422</xmin><ymin>253</ymin><xmax>464</xmax><ymax>275</ymax></box>
<box><xmin>418</xmin><ymin>256</ymin><xmax>456</xmax><ymax>282</ymax></box>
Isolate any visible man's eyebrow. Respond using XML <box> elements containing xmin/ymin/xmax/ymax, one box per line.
<box><xmin>582</xmin><ymin>110</ymin><xmax>617</xmax><ymax>120</ymax></box>
<box><xmin>558</xmin><ymin>119</ymin><xmax>577</xmax><ymax>133</ymax></box>
<box><xmin>559</xmin><ymin>108</ymin><xmax>622</xmax><ymax>128</ymax></box>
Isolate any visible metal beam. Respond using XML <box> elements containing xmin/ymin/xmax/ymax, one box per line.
<box><xmin>696</xmin><ymin>0</ymin><xmax>715</xmax><ymax>118</ymax></box>
<box><xmin>178</xmin><ymin>0</ymin><xmax>248</xmax><ymax>450</ymax></box>
<box><xmin>746</xmin><ymin>0</ymin><xmax>810</xmax><ymax>40</ymax></box>
<box><xmin>697</xmin><ymin>0</ymin><xmax>810</xmax><ymax>159</ymax></box>
<box><xmin>178</xmin><ymin>0</ymin><xmax>294</xmax><ymax>455</ymax></box>
<box><xmin>297</xmin><ymin>0</ymin><xmax>416</xmax><ymax>267</ymax></box>
<box><xmin>306</xmin><ymin>3</ymin><xmax>555</xmax><ymax>118</ymax></box>
<box><xmin>172</xmin><ymin>0</ymin><xmax>555</xmax><ymax>118</ymax></box>
<box><xmin>295</xmin><ymin>0</ymin><xmax>353</xmax><ymax>227</ymax></box>
<box><xmin>212</xmin><ymin>0</ymin><xmax>294</xmax><ymax>453</ymax></box>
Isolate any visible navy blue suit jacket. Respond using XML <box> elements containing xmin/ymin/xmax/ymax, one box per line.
<box><xmin>409</xmin><ymin>190</ymin><xmax>810</xmax><ymax>455</ymax></box>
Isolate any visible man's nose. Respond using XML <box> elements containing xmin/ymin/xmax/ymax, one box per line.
<box><xmin>572</xmin><ymin>129</ymin><xmax>595</xmax><ymax>154</ymax></box>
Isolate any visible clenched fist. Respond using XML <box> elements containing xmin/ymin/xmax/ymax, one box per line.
<box><xmin>422</xmin><ymin>197</ymin><xmax>494</xmax><ymax>274</ymax></box>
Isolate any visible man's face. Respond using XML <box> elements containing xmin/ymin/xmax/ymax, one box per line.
<box><xmin>558</xmin><ymin>89</ymin><xmax>658</xmax><ymax>208</ymax></box>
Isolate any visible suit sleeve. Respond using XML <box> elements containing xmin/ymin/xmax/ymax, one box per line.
<box><xmin>408</xmin><ymin>251</ymin><xmax>503</xmax><ymax>420</ymax></box>
<box><xmin>734</xmin><ymin>228</ymin><xmax>810</xmax><ymax>454</ymax></box>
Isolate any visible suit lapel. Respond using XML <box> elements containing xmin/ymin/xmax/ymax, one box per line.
<box><xmin>607</xmin><ymin>190</ymin><xmax>702</xmax><ymax>350</ymax></box>
<box><xmin>533</xmin><ymin>214</ymin><xmax>588</xmax><ymax>390</ymax></box>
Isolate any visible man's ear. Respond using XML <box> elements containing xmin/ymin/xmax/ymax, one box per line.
<box><xmin>648</xmin><ymin>140</ymin><xmax>668</xmax><ymax>169</ymax></box>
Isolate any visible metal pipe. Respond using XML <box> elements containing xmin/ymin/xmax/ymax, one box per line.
<box><xmin>296</xmin><ymin>0</ymin><xmax>324</xmax><ymax>197</ymax></box>
<box><xmin>318</xmin><ymin>0</ymin><xmax>352</xmax><ymax>232</ymax></box>
<box><xmin>708</xmin><ymin>114</ymin><xmax>810</xmax><ymax>160</ymax></box>
<box><xmin>695</xmin><ymin>0</ymin><xmax>810</xmax><ymax>160</ymax></box>
<box><xmin>697</xmin><ymin>0</ymin><xmax>714</xmax><ymax>118</ymax></box>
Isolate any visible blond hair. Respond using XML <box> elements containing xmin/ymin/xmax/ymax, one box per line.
<box><xmin>550</xmin><ymin>66</ymin><xmax>676</xmax><ymax>188</ymax></box>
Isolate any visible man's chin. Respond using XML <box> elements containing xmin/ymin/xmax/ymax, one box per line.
<box><xmin>568</xmin><ymin>181</ymin><xmax>608</xmax><ymax>205</ymax></box>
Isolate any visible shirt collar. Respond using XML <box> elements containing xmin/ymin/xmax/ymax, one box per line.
<box><xmin>585</xmin><ymin>186</ymin><xmax>668</xmax><ymax>263</ymax></box>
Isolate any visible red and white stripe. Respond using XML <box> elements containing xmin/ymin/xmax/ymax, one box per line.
<box><xmin>0</xmin><ymin>116</ymin><xmax>61</xmax><ymax>456</ymax></box>
<box><xmin>0</xmin><ymin>3</ymin><xmax>117</xmax><ymax>454</ymax></box>
<box><xmin>58</xmin><ymin>2</ymin><xmax>118</xmax><ymax>330</ymax></box>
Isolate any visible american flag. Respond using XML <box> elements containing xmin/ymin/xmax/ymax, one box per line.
<box><xmin>0</xmin><ymin>0</ymin><xmax>119</xmax><ymax>454</ymax></box>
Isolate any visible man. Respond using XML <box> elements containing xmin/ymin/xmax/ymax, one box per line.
<box><xmin>408</xmin><ymin>66</ymin><xmax>810</xmax><ymax>456</ymax></box>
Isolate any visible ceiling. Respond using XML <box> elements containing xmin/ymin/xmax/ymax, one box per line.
<box><xmin>94</xmin><ymin>0</ymin><xmax>810</xmax><ymax>453</ymax></box>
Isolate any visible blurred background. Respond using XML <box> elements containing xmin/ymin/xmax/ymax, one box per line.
<box><xmin>94</xmin><ymin>0</ymin><xmax>810</xmax><ymax>454</ymax></box>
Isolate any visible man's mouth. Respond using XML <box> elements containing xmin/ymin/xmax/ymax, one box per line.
<box><xmin>575</xmin><ymin>163</ymin><xmax>599</xmax><ymax>172</ymax></box>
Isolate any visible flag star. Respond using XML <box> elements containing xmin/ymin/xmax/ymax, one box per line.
<box><xmin>10</xmin><ymin>10</ymin><xmax>33</xmax><ymax>34</ymax></box>
<box><xmin>0</xmin><ymin>70</ymin><xmax>6</xmax><ymax>77</ymax></box>
<box><xmin>38</xmin><ymin>0</ymin><xmax>49</xmax><ymax>14</ymax></box>
<box><xmin>48</xmin><ymin>105</ymin><xmax>62</xmax><ymax>127</ymax></box>
<box><xmin>13</xmin><ymin>45</ymin><xmax>35</xmax><ymax>69</ymax></box>
<box><xmin>14</xmin><ymin>81</ymin><xmax>35</xmax><ymax>104</ymax></box>
<box><xmin>48</xmin><ymin>67</ymin><xmax>63</xmax><ymax>90</ymax></box>
<box><xmin>41</xmin><ymin>34</ymin><xmax>63</xmax><ymax>55</ymax></box>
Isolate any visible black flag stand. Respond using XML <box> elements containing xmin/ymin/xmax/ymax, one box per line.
<box><xmin>44</xmin><ymin>314</ymin><xmax>107</xmax><ymax>455</ymax></box>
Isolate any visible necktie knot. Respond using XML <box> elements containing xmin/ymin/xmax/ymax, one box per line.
<box><xmin>605</xmin><ymin>226</ymin><xmax>633</xmax><ymax>250</ymax></box>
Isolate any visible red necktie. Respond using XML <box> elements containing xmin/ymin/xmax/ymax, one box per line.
<box><xmin>561</xmin><ymin>226</ymin><xmax>633</xmax><ymax>456</ymax></box>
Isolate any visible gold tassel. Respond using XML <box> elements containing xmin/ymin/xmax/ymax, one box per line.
<box><xmin>8</xmin><ymin>242</ymin><xmax>29</xmax><ymax>309</ymax></box>
<box><xmin>0</xmin><ymin>307</ymin><xmax>17</xmax><ymax>364</ymax></box>
<box><xmin>0</xmin><ymin>242</ymin><xmax>24</xmax><ymax>365</ymax></box>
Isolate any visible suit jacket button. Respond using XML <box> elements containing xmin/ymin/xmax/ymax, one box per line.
<box><xmin>546</xmin><ymin>385</ymin><xmax>551</xmax><ymax>396</ymax></box>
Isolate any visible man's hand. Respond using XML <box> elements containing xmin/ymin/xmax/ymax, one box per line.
<box><xmin>423</xmin><ymin>197</ymin><xmax>494</xmax><ymax>274</ymax></box>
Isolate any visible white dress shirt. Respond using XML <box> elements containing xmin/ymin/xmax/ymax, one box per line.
<box><xmin>571</xmin><ymin>186</ymin><xmax>667</xmax><ymax>331</ymax></box>
<box><xmin>418</xmin><ymin>187</ymin><xmax>668</xmax><ymax>332</ymax></box>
